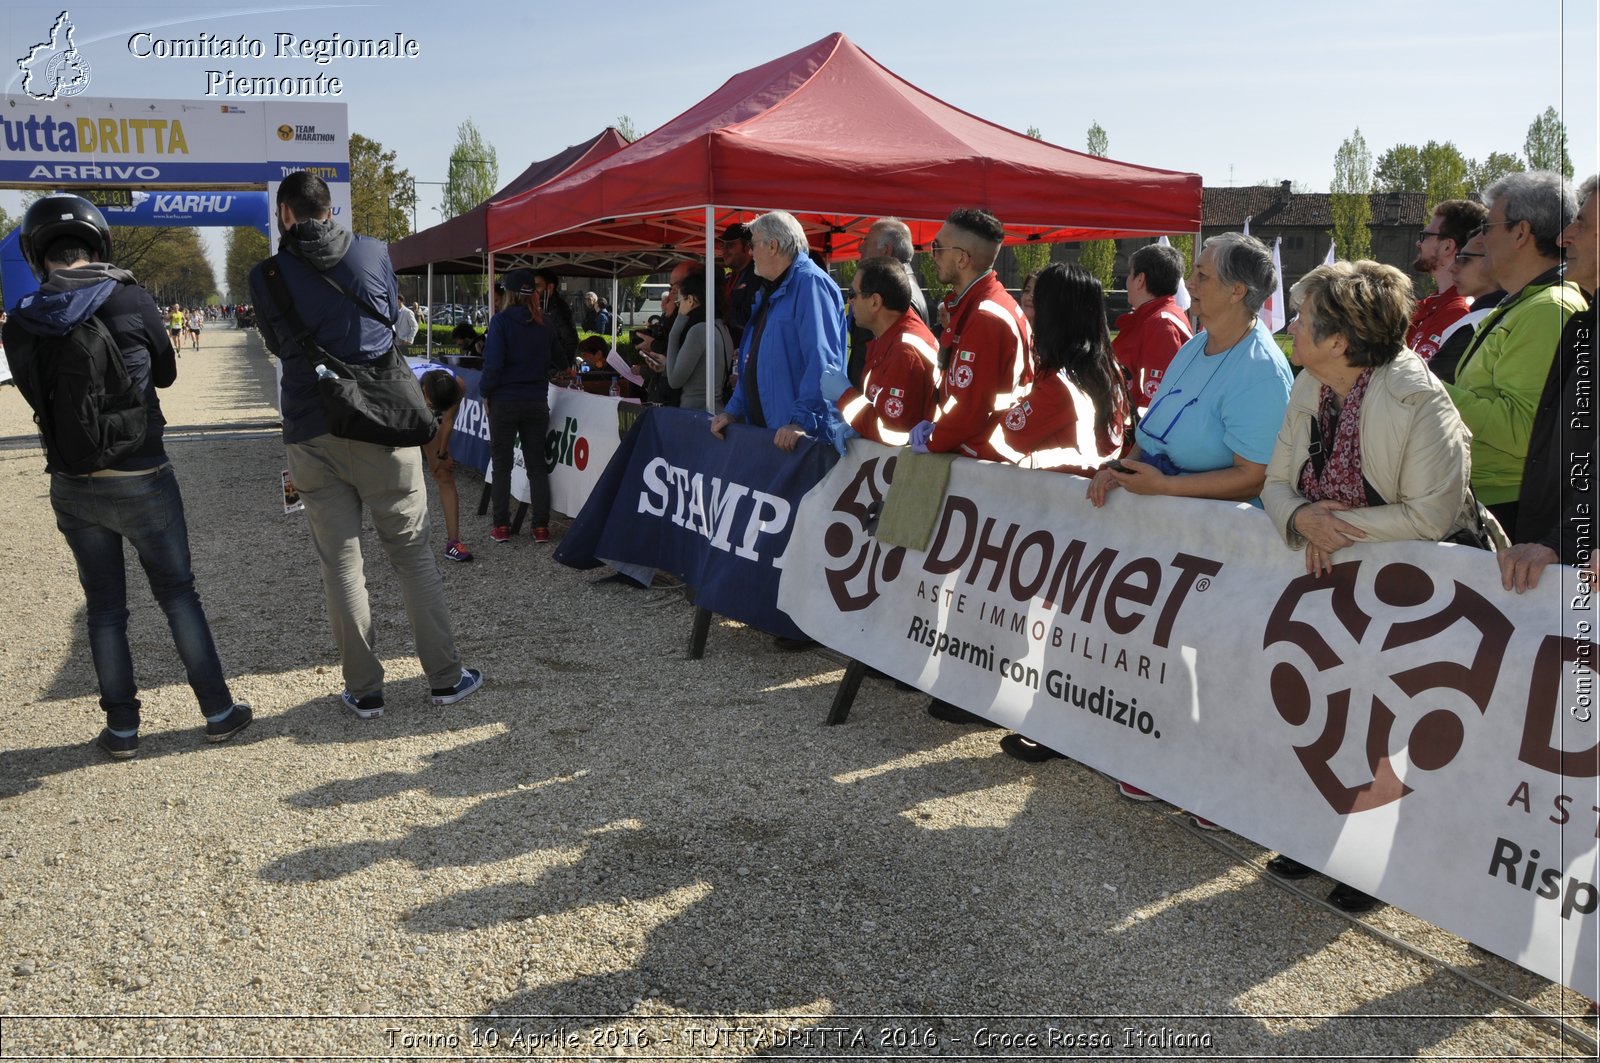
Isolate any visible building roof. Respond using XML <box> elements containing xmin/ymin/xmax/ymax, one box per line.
<box><xmin>1204</xmin><ymin>182</ymin><xmax>1429</xmax><ymax>228</ymax></box>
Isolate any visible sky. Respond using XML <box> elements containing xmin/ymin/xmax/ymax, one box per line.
<box><xmin>3</xmin><ymin>0</ymin><xmax>1596</xmax><ymax>293</ymax></box>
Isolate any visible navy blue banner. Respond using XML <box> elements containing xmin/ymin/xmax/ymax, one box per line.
<box><xmin>555</xmin><ymin>407</ymin><xmax>839</xmax><ymax>640</ymax></box>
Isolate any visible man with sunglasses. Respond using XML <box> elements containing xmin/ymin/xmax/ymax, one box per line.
<box><xmin>1428</xmin><ymin>234</ymin><xmax>1505</xmax><ymax>384</ymax></box>
<box><xmin>1442</xmin><ymin>171</ymin><xmax>1583</xmax><ymax>530</ymax></box>
<box><xmin>823</xmin><ymin>256</ymin><xmax>938</xmax><ymax>447</ymax></box>
<box><xmin>1406</xmin><ymin>199</ymin><xmax>1486</xmax><ymax>361</ymax></box>
<box><xmin>909</xmin><ymin>207</ymin><xmax>1031</xmax><ymax>461</ymax></box>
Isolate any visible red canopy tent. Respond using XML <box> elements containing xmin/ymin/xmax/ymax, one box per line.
<box><xmin>388</xmin><ymin>127</ymin><xmax>629</xmax><ymax>275</ymax></box>
<box><xmin>486</xmin><ymin>33</ymin><xmax>1200</xmax><ymax>261</ymax></box>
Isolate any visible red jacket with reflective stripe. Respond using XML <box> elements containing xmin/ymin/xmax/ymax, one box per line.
<box><xmin>835</xmin><ymin>309</ymin><xmax>939</xmax><ymax>445</ymax></box>
<box><xmin>1406</xmin><ymin>286</ymin><xmax>1472</xmax><ymax>361</ymax></box>
<box><xmin>928</xmin><ymin>272</ymin><xmax>1031</xmax><ymax>460</ymax></box>
<box><xmin>982</xmin><ymin>370</ymin><xmax>1126</xmax><ymax>476</ymax></box>
<box><xmin>1113</xmin><ymin>295</ymin><xmax>1191</xmax><ymax>407</ymax></box>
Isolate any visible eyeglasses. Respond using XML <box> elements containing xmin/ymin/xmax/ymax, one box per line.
<box><xmin>1140</xmin><ymin>388</ymin><xmax>1200</xmax><ymax>445</ymax></box>
<box><xmin>1418</xmin><ymin>229</ymin><xmax>1444</xmax><ymax>241</ymax></box>
<box><xmin>1472</xmin><ymin>219</ymin><xmax>1521</xmax><ymax>239</ymax></box>
<box><xmin>850</xmin><ymin>288</ymin><xmax>874</xmax><ymax>301</ymax></box>
<box><xmin>929</xmin><ymin>240</ymin><xmax>968</xmax><ymax>257</ymax></box>
<box><xmin>1454</xmin><ymin>250</ymin><xmax>1486</xmax><ymax>261</ymax></box>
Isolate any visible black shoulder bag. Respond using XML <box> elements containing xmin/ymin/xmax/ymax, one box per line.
<box><xmin>259</xmin><ymin>257</ymin><xmax>438</xmax><ymax>447</ymax></box>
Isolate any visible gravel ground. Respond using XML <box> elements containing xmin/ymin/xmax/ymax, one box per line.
<box><xmin>0</xmin><ymin>325</ymin><xmax>1593</xmax><ymax>1060</ymax></box>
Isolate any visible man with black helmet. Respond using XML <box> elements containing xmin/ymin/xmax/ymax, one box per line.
<box><xmin>2</xmin><ymin>194</ymin><xmax>251</xmax><ymax>758</ymax></box>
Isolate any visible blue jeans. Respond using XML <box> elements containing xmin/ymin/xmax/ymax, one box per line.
<box><xmin>51</xmin><ymin>465</ymin><xmax>233</xmax><ymax>732</ymax></box>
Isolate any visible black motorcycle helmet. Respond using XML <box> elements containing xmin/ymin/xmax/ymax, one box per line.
<box><xmin>19</xmin><ymin>193</ymin><xmax>111</xmax><ymax>278</ymax></box>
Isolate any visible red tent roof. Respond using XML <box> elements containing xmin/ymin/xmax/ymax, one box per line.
<box><xmin>388</xmin><ymin>127</ymin><xmax>628</xmax><ymax>274</ymax></box>
<box><xmin>487</xmin><ymin>33</ymin><xmax>1200</xmax><ymax>260</ymax></box>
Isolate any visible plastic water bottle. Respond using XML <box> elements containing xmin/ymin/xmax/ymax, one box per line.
<box><xmin>315</xmin><ymin>364</ymin><xmax>337</xmax><ymax>381</ymax></box>
<box><xmin>608</xmin><ymin>377</ymin><xmax>620</xmax><ymax>398</ymax></box>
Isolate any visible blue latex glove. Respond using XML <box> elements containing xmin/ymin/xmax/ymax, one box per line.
<box><xmin>819</xmin><ymin>367</ymin><xmax>852</xmax><ymax>404</ymax></box>
<box><xmin>909</xmin><ymin>420</ymin><xmax>935</xmax><ymax>453</ymax></box>
<box><xmin>828</xmin><ymin>419</ymin><xmax>860</xmax><ymax>456</ymax></box>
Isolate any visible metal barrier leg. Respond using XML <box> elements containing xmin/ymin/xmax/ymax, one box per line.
<box><xmin>509</xmin><ymin>501</ymin><xmax>530</xmax><ymax>535</ymax></box>
<box><xmin>826</xmin><ymin>659</ymin><xmax>869</xmax><ymax>726</ymax></box>
<box><xmin>687</xmin><ymin>607</ymin><xmax>713</xmax><ymax>660</ymax></box>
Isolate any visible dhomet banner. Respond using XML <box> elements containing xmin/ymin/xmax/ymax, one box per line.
<box><xmin>779</xmin><ymin>441</ymin><xmax>1599</xmax><ymax>998</ymax></box>
<box><xmin>555</xmin><ymin>407</ymin><xmax>839</xmax><ymax>641</ymax></box>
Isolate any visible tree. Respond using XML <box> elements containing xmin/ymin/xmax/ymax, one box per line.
<box><xmin>1168</xmin><ymin>234</ymin><xmax>1195</xmax><ymax>274</ymax></box>
<box><xmin>1331</xmin><ymin>127</ymin><xmax>1374</xmax><ymax>261</ymax></box>
<box><xmin>1466</xmin><ymin>151</ymin><xmax>1525</xmax><ymax>193</ymax></box>
<box><xmin>224</xmin><ymin>226</ymin><xmax>271</xmax><ymax>304</ymax></box>
<box><xmin>1010</xmin><ymin>126</ymin><xmax>1051</xmax><ymax>280</ymax></box>
<box><xmin>1079</xmin><ymin>122</ymin><xmax>1117</xmax><ymax>290</ymax></box>
<box><xmin>349</xmin><ymin>132</ymin><xmax>416</xmax><ymax>241</ymax></box>
<box><xmin>1524</xmin><ymin>106</ymin><xmax>1573</xmax><ymax>177</ymax></box>
<box><xmin>440</xmin><ymin>118</ymin><xmax>499</xmax><ymax>220</ymax></box>
<box><xmin>124</xmin><ymin>227</ymin><xmax>215</xmax><ymax>305</ymax></box>
<box><xmin>1373</xmin><ymin>140</ymin><xmax>1467</xmax><ymax>207</ymax></box>
<box><xmin>616</xmin><ymin>115</ymin><xmax>639</xmax><ymax>142</ymax></box>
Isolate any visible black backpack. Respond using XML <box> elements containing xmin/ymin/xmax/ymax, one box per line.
<box><xmin>7</xmin><ymin>312</ymin><xmax>149</xmax><ymax>474</ymax></box>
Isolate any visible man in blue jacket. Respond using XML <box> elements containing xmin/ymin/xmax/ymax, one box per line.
<box><xmin>250</xmin><ymin>171</ymin><xmax>482</xmax><ymax>720</ymax></box>
<box><xmin>710</xmin><ymin>210</ymin><xmax>846</xmax><ymax>452</ymax></box>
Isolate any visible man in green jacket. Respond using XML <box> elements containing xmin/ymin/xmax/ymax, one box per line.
<box><xmin>1444</xmin><ymin>171</ymin><xmax>1583</xmax><ymax>530</ymax></box>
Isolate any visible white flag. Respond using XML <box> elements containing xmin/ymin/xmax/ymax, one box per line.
<box><xmin>1324</xmin><ymin>240</ymin><xmax>1337</xmax><ymax>265</ymax></box>
<box><xmin>1261</xmin><ymin>236</ymin><xmax>1287</xmax><ymax>333</ymax></box>
<box><xmin>1243</xmin><ymin>215</ymin><xmax>1252</xmax><ymax>236</ymax></box>
<box><xmin>1158</xmin><ymin>234</ymin><xmax>1192</xmax><ymax>312</ymax></box>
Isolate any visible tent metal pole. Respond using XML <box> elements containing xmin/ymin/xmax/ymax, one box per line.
<box><xmin>424</xmin><ymin>263</ymin><xmax>434</xmax><ymax>358</ymax></box>
<box><xmin>704</xmin><ymin>204</ymin><xmax>716</xmax><ymax>414</ymax></box>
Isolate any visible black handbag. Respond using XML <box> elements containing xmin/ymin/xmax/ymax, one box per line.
<box><xmin>259</xmin><ymin>257</ymin><xmax>438</xmax><ymax>447</ymax></box>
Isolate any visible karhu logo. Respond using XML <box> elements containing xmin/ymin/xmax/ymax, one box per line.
<box><xmin>17</xmin><ymin>11</ymin><xmax>91</xmax><ymax>101</ymax></box>
<box><xmin>1262</xmin><ymin>560</ymin><xmax>1514</xmax><ymax>814</ymax></box>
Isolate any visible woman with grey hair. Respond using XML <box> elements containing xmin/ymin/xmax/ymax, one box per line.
<box><xmin>1086</xmin><ymin>231</ymin><xmax>1293</xmax><ymax>820</ymax></box>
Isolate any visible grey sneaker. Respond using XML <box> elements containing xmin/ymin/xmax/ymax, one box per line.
<box><xmin>204</xmin><ymin>703</ymin><xmax>253</xmax><ymax>743</ymax></box>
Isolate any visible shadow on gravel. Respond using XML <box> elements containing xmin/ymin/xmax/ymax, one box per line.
<box><xmin>251</xmin><ymin>686</ymin><xmax>1518</xmax><ymax>1054</ymax></box>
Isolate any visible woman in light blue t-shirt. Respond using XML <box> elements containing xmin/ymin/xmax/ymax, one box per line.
<box><xmin>1088</xmin><ymin>232</ymin><xmax>1292</xmax><ymax>508</ymax></box>
<box><xmin>1085</xmin><ymin>232</ymin><xmax>1292</xmax><ymax>823</ymax></box>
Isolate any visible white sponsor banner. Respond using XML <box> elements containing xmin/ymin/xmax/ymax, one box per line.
<box><xmin>780</xmin><ymin>442</ymin><xmax>1600</xmax><ymax>997</ymax></box>
<box><xmin>1</xmin><ymin>95</ymin><xmax>351</xmax><ymax>224</ymax></box>
<box><xmin>484</xmin><ymin>387</ymin><xmax>626</xmax><ymax>517</ymax></box>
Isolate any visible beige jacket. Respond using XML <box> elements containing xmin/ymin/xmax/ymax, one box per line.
<box><xmin>1263</xmin><ymin>349</ymin><xmax>1495</xmax><ymax>548</ymax></box>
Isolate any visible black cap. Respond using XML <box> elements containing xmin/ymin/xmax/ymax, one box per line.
<box><xmin>501</xmin><ymin>268</ymin><xmax>536</xmax><ymax>294</ymax></box>
<box><xmin>719</xmin><ymin>222</ymin><xmax>751</xmax><ymax>244</ymax></box>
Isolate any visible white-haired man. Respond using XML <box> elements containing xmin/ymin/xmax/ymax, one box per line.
<box><xmin>710</xmin><ymin>210</ymin><xmax>847</xmax><ymax>453</ymax></box>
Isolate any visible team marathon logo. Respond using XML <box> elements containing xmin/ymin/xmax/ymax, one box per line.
<box><xmin>1261</xmin><ymin>558</ymin><xmax>1597</xmax><ymax>815</ymax></box>
<box><xmin>17</xmin><ymin>11</ymin><xmax>92</xmax><ymax>101</ymax></box>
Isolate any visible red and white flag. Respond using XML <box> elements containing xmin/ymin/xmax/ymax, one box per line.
<box><xmin>1261</xmin><ymin>236</ymin><xmax>1286</xmax><ymax>333</ymax></box>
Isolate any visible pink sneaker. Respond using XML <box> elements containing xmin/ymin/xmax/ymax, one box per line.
<box><xmin>489</xmin><ymin>525</ymin><xmax>511</xmax><ymax>544</ymax></box>
<box><xmin>1116</xmin><ymin>781</ymin><xmax>1158</xmax><ymax>802</ymax></box>
<box><xmin>531</xmin><ymin>526</ymin><xmax>550</xmax><ymax>544</ymax></box>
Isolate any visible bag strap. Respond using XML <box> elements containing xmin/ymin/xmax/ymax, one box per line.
<box><xmin>1307</xmin><ymin>410</ymin><xmax>1386</xmax><ymax>507</ymax></box>
<box><xmin>314</xmin><ymin>269</ymin><xmax>397</xmax><ymax>328</ymax></box>
<box><xmin>259</xmin><ymin>257</ymin><xmax>337</xmax><ymax>366</ymax></box>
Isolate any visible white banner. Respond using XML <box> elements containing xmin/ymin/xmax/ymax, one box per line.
<box><xmin>484</xmin><ymin>386</ymin><xmax>628</xmax><ymax>517</ymax></box>
<box><xmin>780</xmin><ymin>442</ymin><xmax>1599</xmax><ymax>997</ymax></box>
